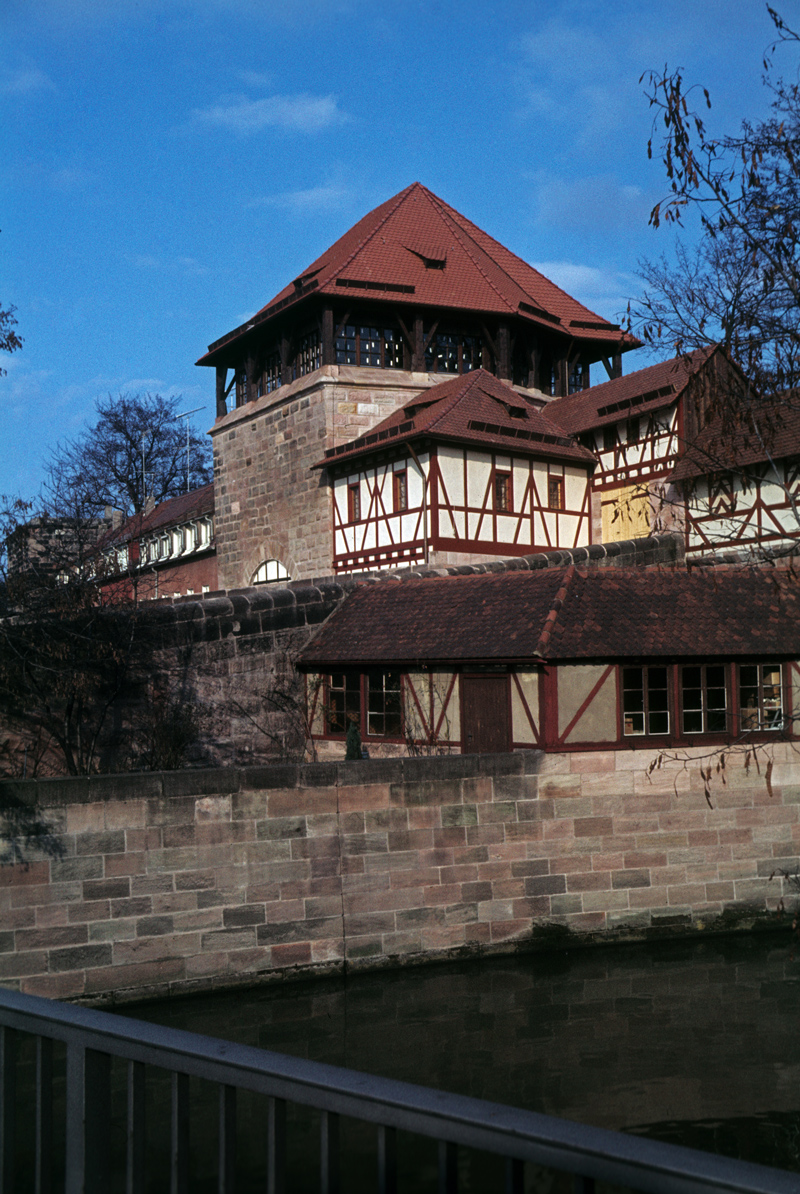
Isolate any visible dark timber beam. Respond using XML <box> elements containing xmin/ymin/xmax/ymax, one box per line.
<box><xmin>322</xmin><ymin>307</ymin><xmax>334</xmax><ymax>366</ymax></box>
<box><xmin>216</xmin><ymin>367</ymin><xmax>228</xmax><ymax>418</ymax></box>
<box><xmin>413</xmin><ymin>316</ymin><xmax>424</xmax><ymax>371</ymax></box>
<box><xmin>497</xmin><ymin>323</ymin><xmax>511</xmax><ymax>380</ymax></box>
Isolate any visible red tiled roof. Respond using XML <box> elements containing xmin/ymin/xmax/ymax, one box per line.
<box><xmin>198</xmin><ymin>183</ymin><xmax>637</xmax><ymax>363</ymax></box>
<box><xmin>546</xmin><ymin>347</ymin><xmax>717</xmax><ymax>435</ymax></box>
<box><xmin>97</xmin><ymin>483</ymin><xmax>215</xmax><ymax>550</ymax></box>
<box><xmin>672</xmin><ymin>399</ymin><xmax>800</xmax><ymax>480</ymax></box>
<box><xmin>298</xmin><ymin>566</ymin><xmax>800</xmax><ymax>667</ymax></box>
<box><xmin>315</xmin><ymin>369</ymin><xmax>596</xmax><ymax>469</ymax></box>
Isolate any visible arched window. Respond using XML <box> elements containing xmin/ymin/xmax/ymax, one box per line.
<box><xmin>252</xmin><ymin>559</ymin><xmax>290</xmax><ymax>585</ymax></box>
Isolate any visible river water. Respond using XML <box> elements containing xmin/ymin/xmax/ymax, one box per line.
<box><xmin>119</xmin><ymin>931</ymin><xmax>800</xmax><ymax>1186</ymax></box>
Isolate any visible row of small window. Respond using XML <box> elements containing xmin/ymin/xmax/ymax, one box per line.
<box><xmin>347</xmin><ymin>472</ymin><xmax>407</xmax><ymax>523</ymax></box>
<box><xmin>345</xmin><ymin>471</ymin><xmax>563</xmax><ymax>524</ymax></box>
<box><xmin>236</xmin><ymin>334</ymin><xmax>322</xmax><ymax>406</ymax></box>
<box><xmin>623</xmin><ymin>664</ymin><xmax>784</xmax><ymax>737</ymax></box>
<box><xmin>143</xmin><ymin>521</ymin><xmax>212</xmax><ymax>563</ymax></box>
<box><xmin>325</xmin><ymin>671</ymin><xmax>402</xmax><ymax>737</ymax></box>
<box><xmin>580</xmin><ymin>414</ymin><xmax>672</xmax><ymax>455</ymax></box>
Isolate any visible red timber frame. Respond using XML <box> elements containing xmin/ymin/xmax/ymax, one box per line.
<box><xmin>306</xmin><ymin>660</ymin><xmax>798</xmax><ymax>757</ymax></box>
<box><xmin>331</xmin><ymin>454</ymin><xmax>427</xmax><ymax>574</ymax></box>
<box><xmin>588</xmin><ymin>404</ymin><xmax>681</xmax><ymax>499</ymax></box>
<box><xmin>684</xmin><ymin>459</ymin><xmax>800</xmax><ymax>557</ymax></box>
<box><xmin>429</xmin><ymin>448</ymin><xmax>591</xmax><ymax>558</ymax></box>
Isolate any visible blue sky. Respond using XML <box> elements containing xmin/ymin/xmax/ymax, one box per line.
<box><xmin>0</xmin><ymin>0</ymin><xmax>790</xmax><ymax>501</ymax></box>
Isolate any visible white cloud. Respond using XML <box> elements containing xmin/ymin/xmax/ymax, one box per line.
<box><xmin>527</xmin><ymin>170</ymin><xmax>652</xmax><ymax>236</ymax></box>
<box><xmin>530</xmin><ymin>259</ymin><xmax>639</xmax><ymax>327</ymax></box>
<box><xmin>191</xmin><ymin>92</ymin><xmax>348</xmax><ymax>135</ymax></box>
<box><xmin>249</xmin><ymin>183</ymin><xmax>353</xmax><ymax>213</ymax></box>
<box><xmin>1</xmin><ymin>67</ymin><xmax>55</xmax><ymax>95</ymax></box>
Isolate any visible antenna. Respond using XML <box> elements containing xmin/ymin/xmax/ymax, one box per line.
<box><xmin>175</xmin><ymin>406</ymin><xmax>206</xmax><ymax>493</ymax></box>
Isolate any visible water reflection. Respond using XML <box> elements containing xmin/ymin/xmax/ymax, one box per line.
<box><xmin>126</xmin><ymin>933</ymin><xmax>800</xmax><ymax>1171</ymax></box>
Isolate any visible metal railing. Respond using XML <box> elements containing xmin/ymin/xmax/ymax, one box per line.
<box><xmin>0</xmin><ymin>986</ymin><xmax>796</xmax><ymax>1194</ymax></box>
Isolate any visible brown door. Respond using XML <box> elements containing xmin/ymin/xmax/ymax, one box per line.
<box><xmin>461</xmin><ymin>675</ymin><xmax>511</xmax><ymax>754</ymax></box>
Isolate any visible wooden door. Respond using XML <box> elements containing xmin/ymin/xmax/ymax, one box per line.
<box><xmin>461</xmin><ymin>675</ymin><xmax>511</xmax><ymax>754</ymax></box>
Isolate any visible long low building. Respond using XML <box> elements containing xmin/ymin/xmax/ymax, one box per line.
<box><xmin>298</xmin><ymin>564</ymin><xmax>800</xmax><ymax>757</ymax></box>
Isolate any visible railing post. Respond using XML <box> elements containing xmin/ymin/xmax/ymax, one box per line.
<box><xmin>126</xmin><ymin>1060</ymin><xmax>145</xmax><ymax>1194</ymax></box>
<box><xmin>438</xmin><ymin>1140</ymin><xmax>457</xmax><ymax>1194</ymax></box>
<box><xmin>0</xmin><ymin>1027</ymin><xmax>17</xmax><ymax>1194</ymax></box>
<box><xmin>171</xmin><ymin>1072</ymin><xmax>190</xmax><ymax>1194</ymax></box>
<box><xmin>65</xmin><ymin>1043</ymin><xmax>111</xmax><ymax>1194</ymax></box>
<box><xmin>218</xmin><ymin>1084</ymin><xmax>236</xmax><ymax>1194</ymax></box>
<box><xmin>320</xmin><ymin>1110</ymin><xmax>339</xmax><ymax>1194</ymax></box>
<box><xmin>377</xmin><ymin>1125</ymin><xmax>397</xmax><ymax>1194</ymax></box>
<box><xmin>505</xmin><ymin>1157</ymin><xmax>524</xmax><ymax>1194</ymax></box>
<box><xmin>266</xmin><ymin>1097</ymin><xmax>286</xmax><ymax>1194</ymax></box>
<box><xmin>35</xmin><ymin>1036</ymin><xmax>53</xmax><ymax>1194</ymax></box>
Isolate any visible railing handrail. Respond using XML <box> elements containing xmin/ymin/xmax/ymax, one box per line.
<box><xmin>0</xmin><ymin>986</ymin><xmax>795</xmax><ymax>1194</ymax></box>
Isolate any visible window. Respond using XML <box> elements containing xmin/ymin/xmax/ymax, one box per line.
<box><xmin>296</xmin><ymin>331</ymin><xmax>320</xmax><ymax>378</ymax></box>
<box><xmin>367</xmin><ymin>671</ymin><xmax>402</xmax><ymax>736</ymax></box>
<box><xmin>335</xmin><ymin>324</ymin><xmax>403</xmax><ymax>369</ymax></box>
<box><xmin>252</xmin><ymin>559</ymin><xmax>290</xmax><ymax>585</ymax></box>
<box><xmin>626</xmin><ymin>416</ymin><xmax>640</xmax><ymax>444</ymax></box>
<box><xmin>568</xmin><ymin>361</ymin><xmax>586</xmax><ymax>394</ymax></box>
<box><xmin>681</xmin><ymin>665</ymin><xmax>727</xmax><ymax>734</ymax></box>
<box><xmin>326</xmin><ymin>673</ymin><xmax>361</xmax><ymax>734</ymax></box>
<box><xmin>494</xmin><ymin>471</ymin><xmax>511</xmax><ymax>512</ymax></box>
<box><xmin>257</xmin><ymin>352</ymin><xmax>282</xmax><ymax>397</ymax></box>
<box><xmin>602</xmin><ymin>425</ymin><xmax>617</xmax><ymax>453</ymax></box>
<box><xmin>622</xmin><ymin>666</ymin><xmax>669</xmax><ymax>736</ymax></box>
<box><xmin>424</xmin><ymin>330</ymin><xmax>482</xmax><ymax>373</ymax></box>
<box><xmin>548</xmin><ymin>476</ymin><xmax>564</xmax><ymax>510</ymax></box>
<box><xmin>393</xmin><ymin>469</ymin><xmax>408</xmax><ymax>512</ymax></box>
<box><xmin>235</xmin><ymin>370</ymin><xmax>248</xmax><ymax>408</ymax></box>
<box><xmin>347</xmin><ymin>483</ymin><xmax>361</xmax><ymax>523</ymax></box>
<box><xmin>739</xmin><ymin>664</ymin><xmax>784</xmax><ymax>731</ymax></box>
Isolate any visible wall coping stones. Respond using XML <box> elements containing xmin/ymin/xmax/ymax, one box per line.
<box><xmin>1</xmin><ymin>751</ymin><xmax>544</xmax><ymax>808</ymax></box>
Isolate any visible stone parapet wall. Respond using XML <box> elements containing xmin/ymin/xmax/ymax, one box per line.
<box><xmin>1</xmin><ymin>745</ymin><xmax>797</xmax><ymax>1005</ymax></box>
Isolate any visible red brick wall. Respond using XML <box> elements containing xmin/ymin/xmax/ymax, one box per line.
<box><xmin>1</xmin><ymin>746</ymin><xmax>796</xmax><ymax>1004</ymax></box>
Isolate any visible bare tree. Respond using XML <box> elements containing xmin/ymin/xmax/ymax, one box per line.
<box><xmin>629</xmin><ymin>7</ymin><xmax>800</xmax><ymax>397</ymax></box>
<box><xmin>46</xmin><ymin>392</ymin><xmax>212</xmax><ymax>519</ymax></box>
<box><xmin>0</xmin><ymin>303</ymin><xmax>22</xmax><ymax>375</ymax></box>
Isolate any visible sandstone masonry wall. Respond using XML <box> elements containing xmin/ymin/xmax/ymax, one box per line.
<box><xmin>1</xmin><ymin>744</ymin><xmax>797</xmax><ymax>1005</ymax></box>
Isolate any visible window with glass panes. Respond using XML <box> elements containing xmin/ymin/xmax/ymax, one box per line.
<box><xmin>235</xmin><ymin>370</ymin><xmax>248</xmax><ymax>407</ymax></box>
<box><xmin>424</xmin><ymin>331</ymin><xmax>482</xmax><ymax>373</ymax></box>
<box><xmin>347</xmin><ymin>484</ymin><xmax>361</xmax><ymax>523</ymax></box>
<box><xmin>739</xmin><ymin>664</ymin><xmax>784</xmax><ymax>730</ymax></box>
<box><xmin>367</xmin><ymin>672</ymin><xmax>402</xmax><ymax>737</ymax></box>
<box><xmin>494</xmin><ymin>471</ymin><xmax>511</xmax><ymax>512</ymax></box>
<box><xmin>325</xmin><ymin>673</ymin><xmax>361</xmax><ymax>734</ymax></box>
<box><xmin>257</xmin><ymin>353</ymin><xmax>282</xmax><ymax>397</ymax></box>
<box><xmin>296</xmin><ymin>331</ymin><xmax>320</xmax><ymax>378</ymax></box>
<box><xmin>568</xmin><ymin>361</ymin><xmax>586</xmax><ymax>394</ymax></box>
<box><xmin>681</xmin><ymin>665</ymin><xmax>727</xmax><ymax>734</ymax></box>
<box><xmin>622</xmin><ymin>666</ymin><xmax>669</xmax><ymax>735</ymax></box>
<box><xmin>393</xmin><ymin>470</ymin><xmax>407</xmax><ymax>512</ymax></box>
<box><xmin>335</xmin><ymin>324</ymin><xmax>403</xmax><ymax>369</ymax></box>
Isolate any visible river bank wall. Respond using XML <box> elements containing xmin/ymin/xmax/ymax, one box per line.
<box><xmin>1</xmin><ymin>747</ymin><xmax>798</xmax><ymax>1004</ymax></box>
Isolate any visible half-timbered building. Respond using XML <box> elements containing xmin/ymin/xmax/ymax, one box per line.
<box><xmin>546</xmin><ymin>346</ymin><xmax>747</xmax><ymax>544</ymax></box>
<box><xmin>95</xmin><ymin>484</ymin><xmax>217</xmax><ymax>602</ymax></box>
<box><xmin>199</xmin><ymin>182</ymin><xmax>638</xmax><ymax>587</ymax></box>
<box><xmin>298</xmin><ymin>566</ymin><xmax>800</xmax><ymax>757</ymax></box>
<box><xmin>671</xmin><ymin>401</ymin><xmax>800</xmax><ymax>557</ymax></box>
<box><xmin>317</xmin><ymin>368</ymin><xmax>596</xmax><ymax>572</ymax></box>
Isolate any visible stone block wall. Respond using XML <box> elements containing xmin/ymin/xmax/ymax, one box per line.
<box><xmin>1</xmin><ymin>744</ymin><xmax>798</xmax><ymax>1005</ymax></box>
<box><xmin>211</xmin><ymin>366</ymin><xmax>441</xmax><ymax>588</ymax></box>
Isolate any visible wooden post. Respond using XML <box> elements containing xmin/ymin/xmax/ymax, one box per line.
<box><xmin>215</xmin><ymin>366</ymin><xmax>228</xmax><ymax>418</ymax></box>
<box><xmin>413</xmin><ymin>316</ymin><xmax>424</xmax><ymax>372</ymax></box>
<box><xmin>245</xmin><ymin>350</ymin><xmax>257</xmax><ymax>403</ymax></box>
<box><xmin>280</xmin><ymin>332</ymin><xmax>293</xmax><ymax>387</ymax></box>
<box><xmin>497</xmin><ymin>323</ymin><xmax>511</xmax><ymax>379</ymax></box>
<box><xmin>322</xmin><ymin>306</ymin><xmax>335</xmax><ymax>366</ymax></box>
